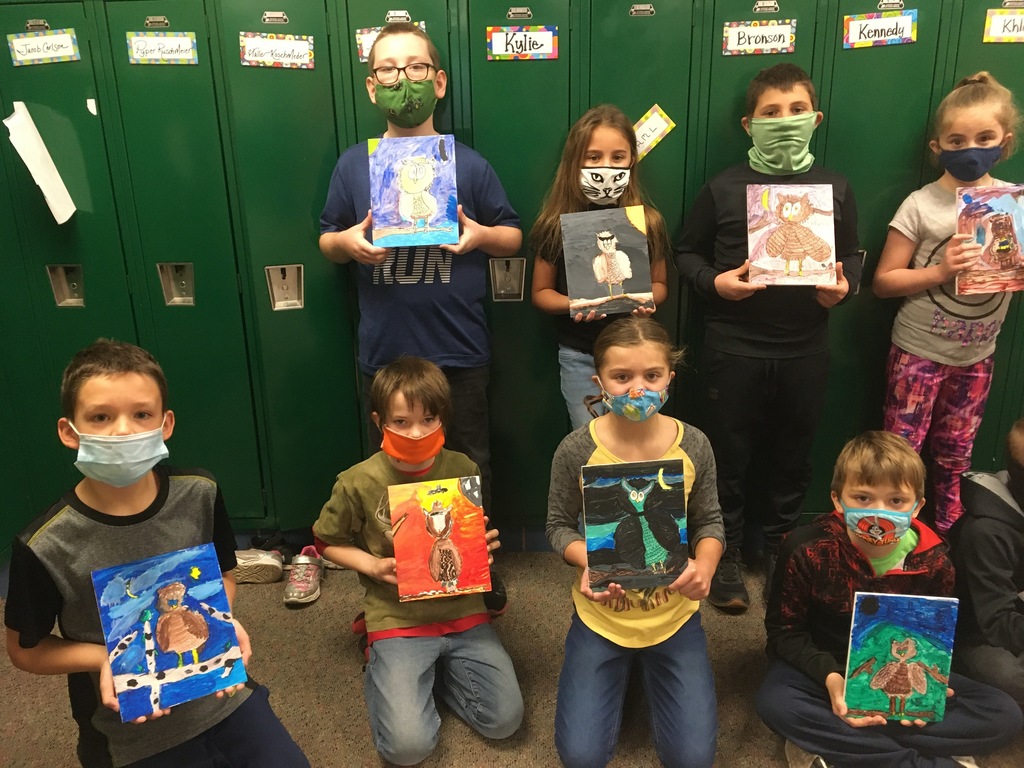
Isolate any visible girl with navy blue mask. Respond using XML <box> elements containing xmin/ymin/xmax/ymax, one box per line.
<box><xmin>873</xmin><ymin>71</ymin><xmax>1020</xmax><ymax>533</ymax></box>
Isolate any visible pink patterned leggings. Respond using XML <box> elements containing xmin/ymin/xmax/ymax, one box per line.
<box><xmin>883</xmin><ymin>344</ymin><xmax>994</xmax><ymax>532</ymax></box>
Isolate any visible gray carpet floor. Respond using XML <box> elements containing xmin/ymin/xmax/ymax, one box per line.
<box><xmin>2</xmin><ymin>552</ymin><xmax>1022</xmax><ymax>767</ymax></box>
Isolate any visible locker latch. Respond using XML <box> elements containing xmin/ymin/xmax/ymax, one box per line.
<box><xmin>157</xmin><ymin>263</ymin><xmax>196</xmax><ymax>306</ymax></box>
<box><xmin>144</xmin><ymin>16</ymin><xmax>170</xmax><ymax>29</ymax></box>
<box><xmin>629</xmin><ymin>4</ymin><xmax>655</xmax><ymax>16</ymax></box>
<box><xmin>262</xmin><ymin>12</ymin><xmax>289</xmax><ymax>25</ymax></box>
<box><xmin>489</xmin><ymin>257</ymin><xmax>526</xmax><ymax>302</ymax></box>
<box><xmin>265</xmin><ymin>265</ymin><xmax>304</xmax><ymax>311</ymax></box>
<box><xmin>507</xmin><ymin>7</ymin><xmax>533</xmax><ymax>20</ymax></box>
<box><xmin>25</xmin><ymin>19</ymin><xmax>50</xmax><ymax>32</ymax></box>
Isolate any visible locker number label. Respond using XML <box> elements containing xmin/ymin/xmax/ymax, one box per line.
<box><xmin>486</xmin><ymin>26</ymin><xmax>558</xmax><ymax>60</ymax></box>
<box><xmin>7</xmin><ymin>28</ymin><xmax>80</xmax><ymax>66</ymax></box>
<box><xmin>722</xmin><ymin>19</ymin><xmax>796</xmax><ymax>56</ymax></box>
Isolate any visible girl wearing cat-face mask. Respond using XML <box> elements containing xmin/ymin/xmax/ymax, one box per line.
<box><xmin>530</xmin><ymin>105</ymin><xmax>671</xmax><ymax>430</ymax></box>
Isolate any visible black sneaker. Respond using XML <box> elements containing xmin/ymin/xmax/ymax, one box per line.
<box><xmin>708</xmin><ymin>550</ymin><xmax>749</xmax><ymax>613</ymax></box>
<box><xmin>483</xmin><ymin>572</ymin><xmax>508</xmax><ymax>617</ymax></box>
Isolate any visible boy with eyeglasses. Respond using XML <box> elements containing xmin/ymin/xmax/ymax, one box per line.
<box><xmin>319</xmin><ymin>23</ymin><xmax>521</xmax><ymax>512</ymax></box>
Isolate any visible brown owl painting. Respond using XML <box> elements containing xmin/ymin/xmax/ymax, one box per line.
<box><xmin>746</xmin><ymin>184</ymin><xmax>837</xmax><ymax>285</ymax></box>
<box><xmin>984</xmin><ymin>212</ymin><xmax>1022</xmax><ymax>269</ymax></box>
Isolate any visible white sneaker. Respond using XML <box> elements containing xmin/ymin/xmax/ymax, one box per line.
<box><xmin>784</xmin><ymin>740</ymin><xmax>830</xmax><ymax>768</ymax></box>
<box><xmin>231</xmin><ymin>549</ymin><xmax>284</xmax><ymax>584</ymax></box>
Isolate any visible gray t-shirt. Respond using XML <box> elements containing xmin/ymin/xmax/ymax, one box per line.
<box><xmin>889</xmin><ymin>180</ymin><xmax>1012</xmax><ymax>366</ymax></box>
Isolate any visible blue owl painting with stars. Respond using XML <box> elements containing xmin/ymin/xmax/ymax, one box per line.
<box><xmin>91</xmin><ymin>543</ymin><xmax>247</xmax><ymax>722</ymax></box>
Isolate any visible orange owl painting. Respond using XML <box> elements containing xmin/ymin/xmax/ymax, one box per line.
<box><xmin>746</xmin><ymin>184</ymin><xmax>838</xmax><ymax>286</ymax></box>
<box><xmin>387</xmin><ymin>476</ymin><xmax>491</xmax><ymax>602</ymax></box>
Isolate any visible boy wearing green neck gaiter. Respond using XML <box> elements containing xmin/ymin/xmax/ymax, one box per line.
<box><xmin>676</xmin><ymin>63</ymin><xmax>862</xmax><ymax>615</ymax></box>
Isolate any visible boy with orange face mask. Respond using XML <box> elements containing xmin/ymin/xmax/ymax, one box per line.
<box><xmin>311</xmin><ymin>356</ymin><xmax>522</xmax><ymax>766</ymax></box>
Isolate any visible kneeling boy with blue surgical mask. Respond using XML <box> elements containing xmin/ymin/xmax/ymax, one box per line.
<box><xmin>756</xmin><ymin>431</ymin><xmax>1021</xmax><ymax>768</ymax></box>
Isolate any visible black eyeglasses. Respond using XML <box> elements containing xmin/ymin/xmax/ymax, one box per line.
<box><xmin>373</xmin><ymin>63</ymin><xmax>435</xmax><ymax>85</ymax></box>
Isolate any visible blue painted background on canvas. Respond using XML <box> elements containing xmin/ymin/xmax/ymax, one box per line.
<box><xmin>369</xmin><ymin>134</ymin><xmax>458</xmax><ymax>248</ymax></box>
<box><xmin>582</xmin><ymin>459</ymin><xmax>687</xmax><ymax>591</ymax></box>
<box><xmin>91</xmin><ymin>543</ymin><xmax>246</xmax><ymax>721</ymax></box>
<box><xmin>844</xmin><ymin>592</ymin><xmax>958</xmax><ymax>722</ymax></box>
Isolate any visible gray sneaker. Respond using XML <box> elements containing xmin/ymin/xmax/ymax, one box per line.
<box><xmin>232</xmin><ymin>549</ymin><xmax>284</xmax><ymax>584</ymax></box>
<box><xmin>284</xmin><ymin>546</ymin><xmax>323</xmax><ymax>605</ymax></box>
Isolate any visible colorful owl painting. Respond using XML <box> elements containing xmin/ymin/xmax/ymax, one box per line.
<box><xmin>746</xmin><ymin>184</ymin><xmax>838</xmax><ymax>285</ymax></box>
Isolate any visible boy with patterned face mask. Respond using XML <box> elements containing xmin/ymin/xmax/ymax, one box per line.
<box><xmin>319</xmin><ymin>23</ymin><xmax>522</xmax><ymax>512</ymax></box>
<box><xmin>5</xmin><ymin>339</ymin><xmax>308</xmax><ymax>768</ymax></box>
<box><xmin>675</xmin><ymin>63</ymin><xmax>863</xmax><ymax>613</ymax></box>
<box><xmin>757</xmin><ymin>431</ymin><xmax>1021</xmax><ymax>768</ymax></box>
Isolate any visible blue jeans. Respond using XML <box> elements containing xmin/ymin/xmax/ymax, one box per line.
<box><xmin>756</xmin><ymin>658</ymin><xmax>1023</xmax><ymax>768</ymax></box>
<box><xmin>558</xmin><ymin>345</ymin><xmax>605</xmax><ymax>431</ymax></box>
<box><xmin>124</xmin><ymin>685</ymin><xmax>309</xmax><ymax>767</ymax></box>
<box><xmin>555</xmin><ymin>612</ymin><xmax>718</xmax><ymax>768</ymax></box>
<box><xmin>364</xmin><ymin>624</ymin><xmax>523</xmax><ymax>766</ymax></box>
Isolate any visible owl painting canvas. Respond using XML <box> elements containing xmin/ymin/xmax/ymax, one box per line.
<box><xmin>844</xmin><ymin>592</ymin><xmax>958</xmax><ymax>723</ymax></box>
<box><xmin>369</xmin><ymin>134</ymin><xmax>459</xmax><ymax>248</ymax></box>
<box><xmin>90</xmin><ymin>543</ymin><xmax>247</xmax><ymax>722</ymax></box>
<box><xmin>582</xmin><ymin>459</ymin><xmax>687</xmax><ymax>593</ymax></box>
<box><xmin>387</xmin><ymin>476</ymin><xmax>491</xmax><ymax>601</ymax></box>
<box><xmin>955</xmin><ymin>184</ymin><xmax>1024</xmax><ymax>295</ymax></box>
<box><xmin>746</xmin><ymin>184</ymin><xmax>837</xmax><ymax>285</ymax></box>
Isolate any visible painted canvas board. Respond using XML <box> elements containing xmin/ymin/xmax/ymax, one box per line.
<box><xmin>582</xmin><ymin>459</ymin><xmax>687</xmax><ymax>592</ymax></box>
<box><xmin>91</xmin><ymin>543</ymin><xmax>246</xmax><ymax>722</ymax></box>
<box><xmin>369</xmin><ymin>134</ymin><xmax>458</xmax><ymax>248</ymax></box>
<box><xmin>746</xmin><ymin>183</ymin><xmax>837</xmax><ymax>285</ymax></box>
<box><xmin>844</xmin><ymin>592</ymin><xmax>958</xmax><ymax>723</ymax></box>
<box><xmin>560</xmin><ymin>205</ymin><xmax>654</xmax><ymax>316</ymax></box>
<box><xmin>387</xmin><ymin>476</ymin><xmax>491</xmax><ymax>601</ymax></box>
<box><xmin>955</xmin><ymin>185</ymin><xmax>1024</xmax><ymax>295</ymax></box>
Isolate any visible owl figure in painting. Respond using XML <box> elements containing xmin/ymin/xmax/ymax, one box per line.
<box><xmin>424</xmin><ymin>499</ymin><xmax>462</xmax><ymax>591</ymax></box>
<box><xmin>985</xmin><ymin>213</ymin><xmax>1021</xmax><ymax>269</ymax></box>
<box><xmin>592</xmin><ymin>230</ymin><xmax>632</xmax><ymax>297</ymax></box>
<box><xmin>868</xmin><ymin>637</ymin><xmax>945</xmax><ymax>717</ymax></box>
<box><xmin>397</xmin><ymin>156</ymin><xmax>438</xmax><ymax>230</ymax></box>
<box><xmin>613</xmin><ymin>478</ymin><xmax>687</xmax><ymax>575</ymax></box>
<box><xmin>765</xmin><ymin>192</ymin><xmax>833</xmax><ymax>276</ymax></box>
<box><xmin>155</xmin><ymin>581</ymin><xmax>209</xmax><ymax>667</ymax></box>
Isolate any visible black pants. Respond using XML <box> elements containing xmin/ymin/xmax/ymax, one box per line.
<box><xmin>699</xmin><ymin>347</ymin><xmax>829</xmax><ymax>553</ymax></box>
<box><xmin>362</xmin><ymin>364</ymin><xmax>492</xmax><ymax>513</ymax></box>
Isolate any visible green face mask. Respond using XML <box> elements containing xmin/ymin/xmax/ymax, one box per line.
<box><xmin>747</xmin><ymin>112</ymin><xmax>817</xmax><ymax>175</ymax></box>
<box><xmin>373</xmin><ymin>78</ymin><xmax>438</xmax><ymax>129</ymax></box>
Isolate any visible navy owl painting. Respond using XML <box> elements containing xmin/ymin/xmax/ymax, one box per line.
<box><xmin>582</xmin><ymin>459</ymin><xmax>687</xmax><ymax>591</ymax></box>
<box><xmin>91</xmin><ymin>543</ymin><xmax>247</xmax><ymax>722</ymax></box>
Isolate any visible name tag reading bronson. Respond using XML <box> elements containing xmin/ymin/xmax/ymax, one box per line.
<box><xmin>722</xmin><ymin>19</ymin><xmax>796</xmax><ymax>56</ymax></box>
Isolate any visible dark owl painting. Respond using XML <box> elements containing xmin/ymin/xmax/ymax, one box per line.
<box><xmin>844</xmin><ymin>592</ymin><xmax>958</xmax><ymax>723</ymax></box>
<box><xmin>582</xmin><ymin>459</ymin><xmax>687</xmax><ymax>592</ymax></box>
<box><xmin>746</xmin><ymin>183</ymin><xmax>837</xmax><ymax>285</ymax></box>
<box><xmin>91</xmin><ymin>543</ymin><xmax>247</xmax><ymax>722</ymax></box>
<box><xmin>955</xmin><ymin>184</ymin><xmax>1024</xmax><ymax>295</ymax></box>
<box><xmin>387</xmin><ymin>476</ymin><xmax>491</xmax><ymax>601</ymax></box>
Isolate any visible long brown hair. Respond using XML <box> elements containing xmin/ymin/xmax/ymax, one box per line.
<box><xmin>530</xmin><ymin>105</ymin><xmax>670</xmax><ymax>266</ymax></box>
<box><xmin>934</xmin><ymin>71</ymin><xmax>1020</xmax><ymax>160</ymax></box>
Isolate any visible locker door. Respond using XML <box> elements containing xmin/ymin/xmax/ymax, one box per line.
<box><xmin>801</xmin><ymin>0</ymin><xmax>952</xmax><ymax>509</ymax></box>
<box><xmin>583</xmin><ymin>0</ymin><xmax>697</xmax><ymax>373</ymax></box>
<box><xmin>948</xmin><ymin>0</ymin><xmax>1024</xmax><ymax>471</ymax></box>
<box><xmin>0</xmin><ymin>3</ymin><xmax>137</xmax><ymax>450</ymax></box>
<box><xmin>214</xmin><ymin>0</ymin><xmax>363</xmax><ymax>528</ymax></box>
<box><xmin>467</xmin><ymin>0</ymin><xmax>572</xmax><ymax>525</ymax></box>
<box><xmin>101</xmin><ymin>0</ymin><xmax>265</xmax><ymax>520</ymax></box>
<box><xmin>338</xmin><ymin>1</ymin><xmax>461</xmax><ymax>142</ymax></box>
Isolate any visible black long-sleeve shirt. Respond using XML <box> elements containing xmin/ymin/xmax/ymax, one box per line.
<box><xmin>676</xmin><ymin>163</ymin><xmax>861</xmax><ymax>358</ymax></box>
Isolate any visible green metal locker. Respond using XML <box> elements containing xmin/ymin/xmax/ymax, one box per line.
<box><xmin>212</xmin><ymin>0</ymin><xmax>363</xmax><ymax>529</ymax></box>
<box><xmin>98</xmin><ymin>0</ymin><xmax>265</xmax><ymax>521</ymax></box>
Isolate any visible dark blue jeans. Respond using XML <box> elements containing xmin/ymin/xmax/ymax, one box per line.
<box><xmin>555</xmin><ymin>611</ymin><xmax>718</xmax><ymax>768</ymax></box>
<box><xmin>756</xmin><ymin>658</ymin><xmax>1023</xmax><ymax>768</ymax></box>
<box><xmin>363</xmin><ymin>364</ymin><xmax>491</xmax><ymax>511</ymax></box>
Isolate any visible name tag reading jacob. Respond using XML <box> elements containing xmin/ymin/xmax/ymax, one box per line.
<box><xmin>722</xmin><ymin>19</ymin><xmax>796</xmax><ymax>56</ymax></box>
<box><xmin>7</xmin><ymin>28</ymin><xmax>80</xmax><ymax>66</ymax></box>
